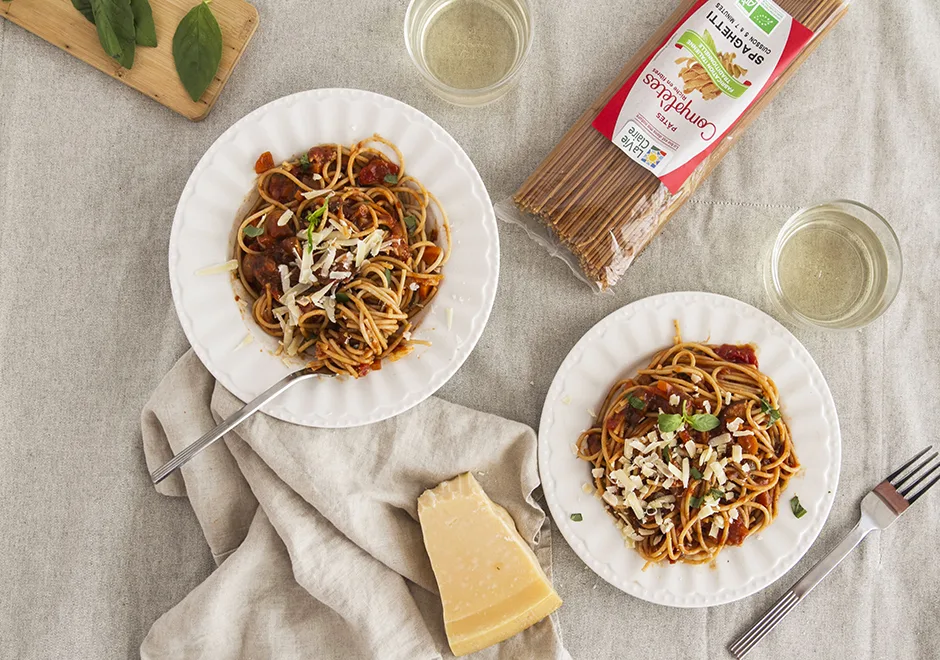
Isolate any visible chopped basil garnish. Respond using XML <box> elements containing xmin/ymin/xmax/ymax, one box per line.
<box><xmin>384</xmin><ymin>173</ymin><xmax>399</xmax><ymax>185</ymax></box>
<box><xmin>690</xmin><ymin>467</ymin><xmax>704</xmax><ymax>480</ymax></box>
<box><xmin>628</xmin><ymin>393</ymin><xmax>645</xmax><ymax>410</ymax></box>
<box><xmin>658</xmin><ymin>413</ymin><xmax>683</xmax><ymax>433</ymax></box>
<box><xmin>384</xmin><ymin>268</ymin><xmax>393</xmax><ymax>285</ymax></box>
<box><xmin>243</xmin><ymin>224</ymin><xmax>264</xmax><ymax>237</ymax></box>
<box><xmin>790</xmin><ymin>496</ymin><xmax>807</xmax><ymax>519</ymax></box>
<box><xmin>689</xmin><ymin>413</ymin><xmax>720</xmax><ymax>432</ymax></box>
<box><xmin>298</xmin><ymin>152</ymin><xmax>310</xmax><ymax>171</ymax></box>
<box><xmin>335</xmin><ymin>292</ymin><xmax>350</xmax><ymax>303</ymax></box>
<box><xmin>570</xmin><ymin>513</ymin><xmax>583</xmax><ymax>522</ymax></box>
<box><xmin>403</xmin><ymin>215</ymin><xmax>417</xmax><ymax>233</ymax></box>
<box><xmin>305</xmin><ymin>199</ymin><xmax>329</xmax><ymax>244</ymax></box>
<box><xmin>761</xmin><ymin>397</ymin><xmax>782</xmax><ymax>422</ymax></box>
<box><xmin>662</xmin><ymin>446</ymin><xmax>672</xmax><ymax>462</ymax></box>
<box><xmin>709</xmin><ymin>488</ymin><xmax>724</xmax><ymax>499</ymax></box>
<box><xmin>689</xmin><ymin>495</ymin><xmax>704</xmax><ymax>509</ymax></box>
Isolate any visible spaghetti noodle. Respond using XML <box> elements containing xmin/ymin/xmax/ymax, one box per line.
<box><xmin>507</xmin><ymin>0</ymin><xmax>852</xmax><ymax>289</ymax></box>
<box><xmin>234</xmin><ymin>134</ymin><xmax>451</xmax><ymax>377</ymax></box>
<box><xmin>577</xmin><ymin>334</ymin><xmax>799</xmax><ymax>566</ymax></box>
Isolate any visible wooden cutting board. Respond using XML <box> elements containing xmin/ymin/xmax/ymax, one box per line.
<box><xmin>0</xmin><ymin>0</ymin><xmax>258</xmax><ymax>121</ymax></box>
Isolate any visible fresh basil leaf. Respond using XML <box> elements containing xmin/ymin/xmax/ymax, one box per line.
<box><xmin>384</xmin><ymin>173</ymin><xmax>399</xmax><ymax>185</ymax></box>
<box><xmin>335</xmin><ymin>292</ymin><xmax>350</xmax><ymax>303</ymax></box>
<box><xmin>299</xmin><ymin>153</ymin><xmax>311</xmax><ymax>171</ymax></box>
<box><xmin>689</xmin><ymin>495</ymin><xmax>704</xmax><ymax>509</ymax></box>
<box><xmin>242</xmin><ymin>224</ymin><xmax>264</xmax><ymax>238</ymax></box>
<box><xmin>658</xmin><ymin>413</ymin><xmax>683</xmax><ymax>433</ymax></box>
<box><xmin>172</xmin><ymin>0</ymin><xmax>223</xmax><ymax>102</ymax></box>
<box><xmin>690</xmin><ymin>467</ymin><xmax>703</xmax><ymax>480</ymax></box>
<box><xmin>709</xmin><ymin>488</ymin><xmax>724</xmax><ymax>500</ymax></box>
<box><xmin>305</xmin><ymin>199</ymin><xmax>329</xmax><ymax>238</ymax></box>
<box><xmin>688</xmin><ymin>413</ymin><xmax>720</xmax><ymax>432</ymax></box>
<box><xmin>570</xmin><ymin>513</ymin><xmax>583</xmax><ymax>522</ymax></box>
<box><xmin>72</xmin><ymin>0</ymin><xmax>96</xmax><ymax>23</ymax></box>
<box><xmin>761</xmin><ymin>398</ymin><xmax>782</xmax><ymax>422</ymax></box>
<box><xmin>403</xmin><ymin>215</ymin><xmax>417</xmax><ymax>233</ymax></box>
<box><xmin>130</xmin><ymin>0</ymin><xmax>156</xmax><ymax>46</ymax></box>
<box><xmin>662</xmin><ymin>446</ymin><xmax>671</xmax><ymax>463</ymax></box>
<box><xmin>627</xmin><ymin>393</ymin><xmax>645</xmax><ymax>410</ymax></box>
<box><xmin>790</xmin><ymin>496</ymin><xmax>807</xmax><ymax>519</ymax></box>
<box><xmin>90</xmin><ymin>0</ymin><xmax>136</xmax><ymax>68</ymax></box>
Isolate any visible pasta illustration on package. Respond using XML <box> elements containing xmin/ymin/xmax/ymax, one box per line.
<box><xmin>498</xmin><ymin>0</ymin><xmax>853</xmax><ymax>290</ymax></box>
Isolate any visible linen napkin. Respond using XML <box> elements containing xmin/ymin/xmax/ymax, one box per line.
<box><xmin>140</xmin><ymin>351</ymin><xmax>570</xmax><ymax>660</ymax></box>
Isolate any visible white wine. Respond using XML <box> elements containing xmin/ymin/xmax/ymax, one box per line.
<box><xmin>773</xmin><ymin>206</ymin><xmax>892</xmax><ymax>327</ymax></box>
<box><xmin>423</xmin><ymin>0</ymin><xmax>518</xmax><ymax>90</ymax></box>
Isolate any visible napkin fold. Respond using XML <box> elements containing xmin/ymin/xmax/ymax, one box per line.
<box><xmin>140</xmin><ymin>351</ymin><xmax>570</xmax><ymax>660</ymax></box>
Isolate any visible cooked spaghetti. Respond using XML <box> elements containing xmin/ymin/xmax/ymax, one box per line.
<box><xmin>234</xmin><ymin>134</ymin><xmax>450</xmax><ymax>377</ymax></box>
<box><xmin>577</xmin><ymin>334</ymin><xmax>799</xmax><ymax>566</ymax></box>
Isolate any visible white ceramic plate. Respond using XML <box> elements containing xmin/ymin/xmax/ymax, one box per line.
<box><xmin>539</xmin><ymin>292</ymin><xmax>841</xmax><ymax>607</ymax></box>
<box><xmin>169</xmin><ymin>89</ymin><xmax>499</xmax><ymax>427</ymax></box>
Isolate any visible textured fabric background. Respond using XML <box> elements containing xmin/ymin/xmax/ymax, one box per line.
<box><xmin>1</xmin><ymin>1</ymin><xmax>938</xmax><ymax>658</ymax></box>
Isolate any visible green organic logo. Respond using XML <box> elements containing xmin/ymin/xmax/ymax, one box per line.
<box><xmin>738</xmin><ymin>0</ymin><xmax>759</xmax><ymax>13</ymax></box>
<box><xmin>750</xmin><ymin>6</ymin><xmax>780</xmax><ymax>33</ymax></box>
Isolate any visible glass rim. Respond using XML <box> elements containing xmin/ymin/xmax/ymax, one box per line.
<box><xmin>403</xmin><ymin>0</ymin><xmax>535</xmax><ymax>98</ymax></box>
<box><xmin>767</xmin><ymin>199</ymin><xmax>903</xmax><ymax>331</ymax></box>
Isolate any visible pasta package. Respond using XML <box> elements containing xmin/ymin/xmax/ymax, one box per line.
<box><xmin>497</xmin><ymin>0</ymin><xmax>853</xmax><ymax>290</ymax></box>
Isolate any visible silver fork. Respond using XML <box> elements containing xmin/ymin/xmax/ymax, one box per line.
<box><xmin>729</xmin><ymin>445</ymin><xmax>940</xmax><ymax>659</ymax></box>
<box><xmin>149</xmin><ymin>367</ymin><xmax>324</xmax><ymax>485</ymax></box>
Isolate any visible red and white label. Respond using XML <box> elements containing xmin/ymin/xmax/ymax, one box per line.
<box><xmin>593</xmin><ymin>0</ymin><xmax>813</xmax><ymax>193</ymax></box>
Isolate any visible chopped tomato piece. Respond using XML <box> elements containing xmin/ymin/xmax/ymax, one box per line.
<box><xmin>254</xmin><ymin>151</ymin><xmax>275</xmax><ymax>174</ymax></box>
<box><xmin>737</xmin><ymin>435</ymin><xmax>758</xmax><ymax>455</ymax></box>
<box><xmin>655</xmin><ymin>380</ymin><xmax>673</xmax><ymax>395</ymax></box>
<box><xmin>370</xmin><ymin>360</ymin><xmax>382</xmax><ymax>371</ymax></box>
<box><xmin>726</xmin><ymin>517</ymin><xmax>748</xmax><ymax>545</ymax></box>
<box><xmin>421</xmin><ymin>245</ymin><xmax>442</xmax><ymax>266</ymax></box>
<box><xmin>755</xmin><ymin>490</ymin><xmax>772</xmax><ymax>508</ymax></box>
<box><xmin>417</xmin><ymin>283</ymin><xmax>432</xmax><ymax>299</ymax></box>
<box><xmin>357</xmin><ymin>158</ymin><xmax>400</xmax><ymax>185</ymax></box>
<box><xmin>715</xmin><ymin>344</ymin><xmax>758</xmax><ymax>367</ymax></box>
<box><xmin>605</xmin><ymin>411</ymin><xmax>625</xmax><ymax>432</ymax></box>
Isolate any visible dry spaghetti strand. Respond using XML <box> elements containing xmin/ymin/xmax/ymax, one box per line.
<box><xmin>511</xmin><ymin>0</ymin><xmax>852</xmax><ymax>289</ymax></box>
<box><xmin>577</xmin><ymin>335</ymin><xmax>799</xmax><ymax>567</ymax></box>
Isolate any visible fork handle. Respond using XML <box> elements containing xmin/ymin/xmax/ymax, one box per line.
<box><xmin>728</xmin><ymin>521</ymin><xmax>874</xmax><ymax>658</ymax></box>
<box><xmin>149</xmin><ymin>368</ymin><xmax>317</xmax><ymax>485</ymax></box>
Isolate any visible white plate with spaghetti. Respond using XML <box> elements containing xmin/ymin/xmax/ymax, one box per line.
<box><xmin>169</xmin><ymin>89</ymin><xmax>499</xmax><ymax>427</ymax></box>
<box><xmin>539</xmin><ymin>292</ymin><xmax>841</xmax><ymax>607</ymax></box>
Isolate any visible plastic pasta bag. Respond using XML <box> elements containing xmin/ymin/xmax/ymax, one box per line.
<box><xmin>496</xmin><ymin>0</ymin><xmax>854</xmax><ymax>290</ymax></box>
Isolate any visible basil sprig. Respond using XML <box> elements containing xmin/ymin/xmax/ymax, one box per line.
<box><xmin>761</xmin><ymin>397</ymin><xmax>782</xmax><ymax>423</ymax></box>
<box><xmin>627</xmin><ymin>393</ymin><xmax>645</xmax><ymax>410</ymax></box>
<box><xmin>173</xmin><ymin>0</ymin><xmax>223</xmax><ymax>102</ymax></box>
<box><xmin>658</xmin><ymin>401</ymin><xmax>720</xmax><ymax>433</ymax></box>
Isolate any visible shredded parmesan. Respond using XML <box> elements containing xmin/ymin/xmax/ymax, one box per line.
<box><xmin>725</xmin><ymin>391</ymin><xmax>732</xmax><ymax>405</ymax></box>
<box><xmin>733</xmin><ymin>430</ymin><xmax>755</xmax><ymax>437</ymax></box>
<box><xmin>709</xmin><ymin>432</ymin><xmax>732</xmax><ymax>447</ymax></box>
<box><xmin>690</xmin><ymin>373</ymin><xmax>702</xmax><ymax>384</ymax></box>
<box><xmin>682</xmin><ymin>457</ymin><xmax>690</xmax><ymax>487</ymax></box>
<box><xmin>278</xmin><ymin>264</ymin><xmax>291</xmax><ymax>294</ymax></box>
<box><xmin>195</xmin><ymin>259</ymin><xmax>238</xmax><ymax>276</ymax></box>
<box><xmin>732</xmin><ymin>444</ymin><xmax>743</xmax><ymax>463</ymax></box>
<box><xmin>669</xmin><ymin>394</ymin><xmax>680</xmax><ymax>407</ymax></box>
<box><xmin>234</xmin><ymin>334</ymin><xmax>253</xmax><ymax>351</ymax></box>
<box><xmin>591</xmin><ymin>468</ymin><xmax>604</xmax><ymax>478</ymax></box>
<box><xmin>277</xmin><ymin>209</ymin><xmax>294</xmax><ymax>226</ymax></box>
<box><xmin>727</xmin><ymin>417</ymin><xmax>744</xmax><ymax>432</ymax></box>
<box><xmin>446</xmin><ymin>307</ymin><xmax>453</xmax><ymax>330</ymax></box>
<box><xmin>582</xmin><ymin>483</ymin><xmax>594</xmax><ymax>495</ymax></box>
<box><xmin>709</xmin><ymin>461</ymin><xmax>728</xmax><ymax>485</ymax></box>
<box><xmin>301</xmin><ymin>188</ymin><xmax>333</xmax><ymax>199</ymax></box>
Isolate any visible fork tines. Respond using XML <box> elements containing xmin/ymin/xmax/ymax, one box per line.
<box><xmin>887</xmin><ymin>445</ymin><xmax>940</xmax><ymax>504</ymax></box>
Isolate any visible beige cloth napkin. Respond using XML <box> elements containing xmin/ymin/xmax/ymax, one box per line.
<box><xmin>139</xmin><ymin>351</ymin><xmax>570</xmax><ymax>660</ymax></box>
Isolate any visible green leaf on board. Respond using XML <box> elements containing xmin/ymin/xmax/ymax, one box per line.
<box><xmin>90</xmin><ymin>0</ymin><xmax>137</xmax><ymax>68</ymax></box>
<box><xmin>130</xmin><ymin>0</ymin><xmax>157</xmax><ymax>46</ymax></box>
<box><xmin>172</xmin><ymin>0</ymin><xmax>223</xmax><ymax>101</ymax></box>
<box><xmin>72</xmin><ymin>0</ymin><xmax>96</xmax><ymax>23</ymax></box>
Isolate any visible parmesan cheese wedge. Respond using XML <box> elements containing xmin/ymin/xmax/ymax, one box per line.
<box><xmin>417</xmin><ymin>473</ymin><xmax>562</xmax><ymax>657</ymax></box>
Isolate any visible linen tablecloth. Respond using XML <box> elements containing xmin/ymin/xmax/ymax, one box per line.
<box><xmin>1</xmin><ymin>1</ymin><xmax>938</xmax><ymax>658</ymax></box>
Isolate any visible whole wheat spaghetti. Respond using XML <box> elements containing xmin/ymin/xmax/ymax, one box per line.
<box><xmin>235</xmin><ymin>135</ymin><xmax>451</xmax><ymax>377</ymax></box>
<box><xmin>504</xmin><ymin>0</ymin><xmax>853</xmax><ymax>289</ymax></box>
<box><xmin>577</xmin><ymin>335</ymin><xmax>799</xmax><ymax>566</ymax></box>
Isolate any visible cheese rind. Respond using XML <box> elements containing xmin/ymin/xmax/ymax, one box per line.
<box><xmin>417</xmin><ymin>473</ymin><xmax>562</xmax><ymax>657</ymax></box>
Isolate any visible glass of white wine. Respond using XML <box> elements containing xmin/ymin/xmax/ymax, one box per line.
<box><xmin>765</xmin><ymin>200</ymin><xmax>902</xmax><ymax>330</ymax></box>
<box><xmin>404</xmin><ymin>0</ymin><xmax>533</xmax><ymax>106</ymax></box>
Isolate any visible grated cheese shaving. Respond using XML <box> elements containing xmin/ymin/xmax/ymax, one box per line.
<box><xmin>195</xmin><ymin>259</ymin><xmax>238</xmax><ymax>276</ymax></box>
<box><xmin>277</xmin><ymin>209</ymin><xmax>294</xmax><ymax>226</ymax></box>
